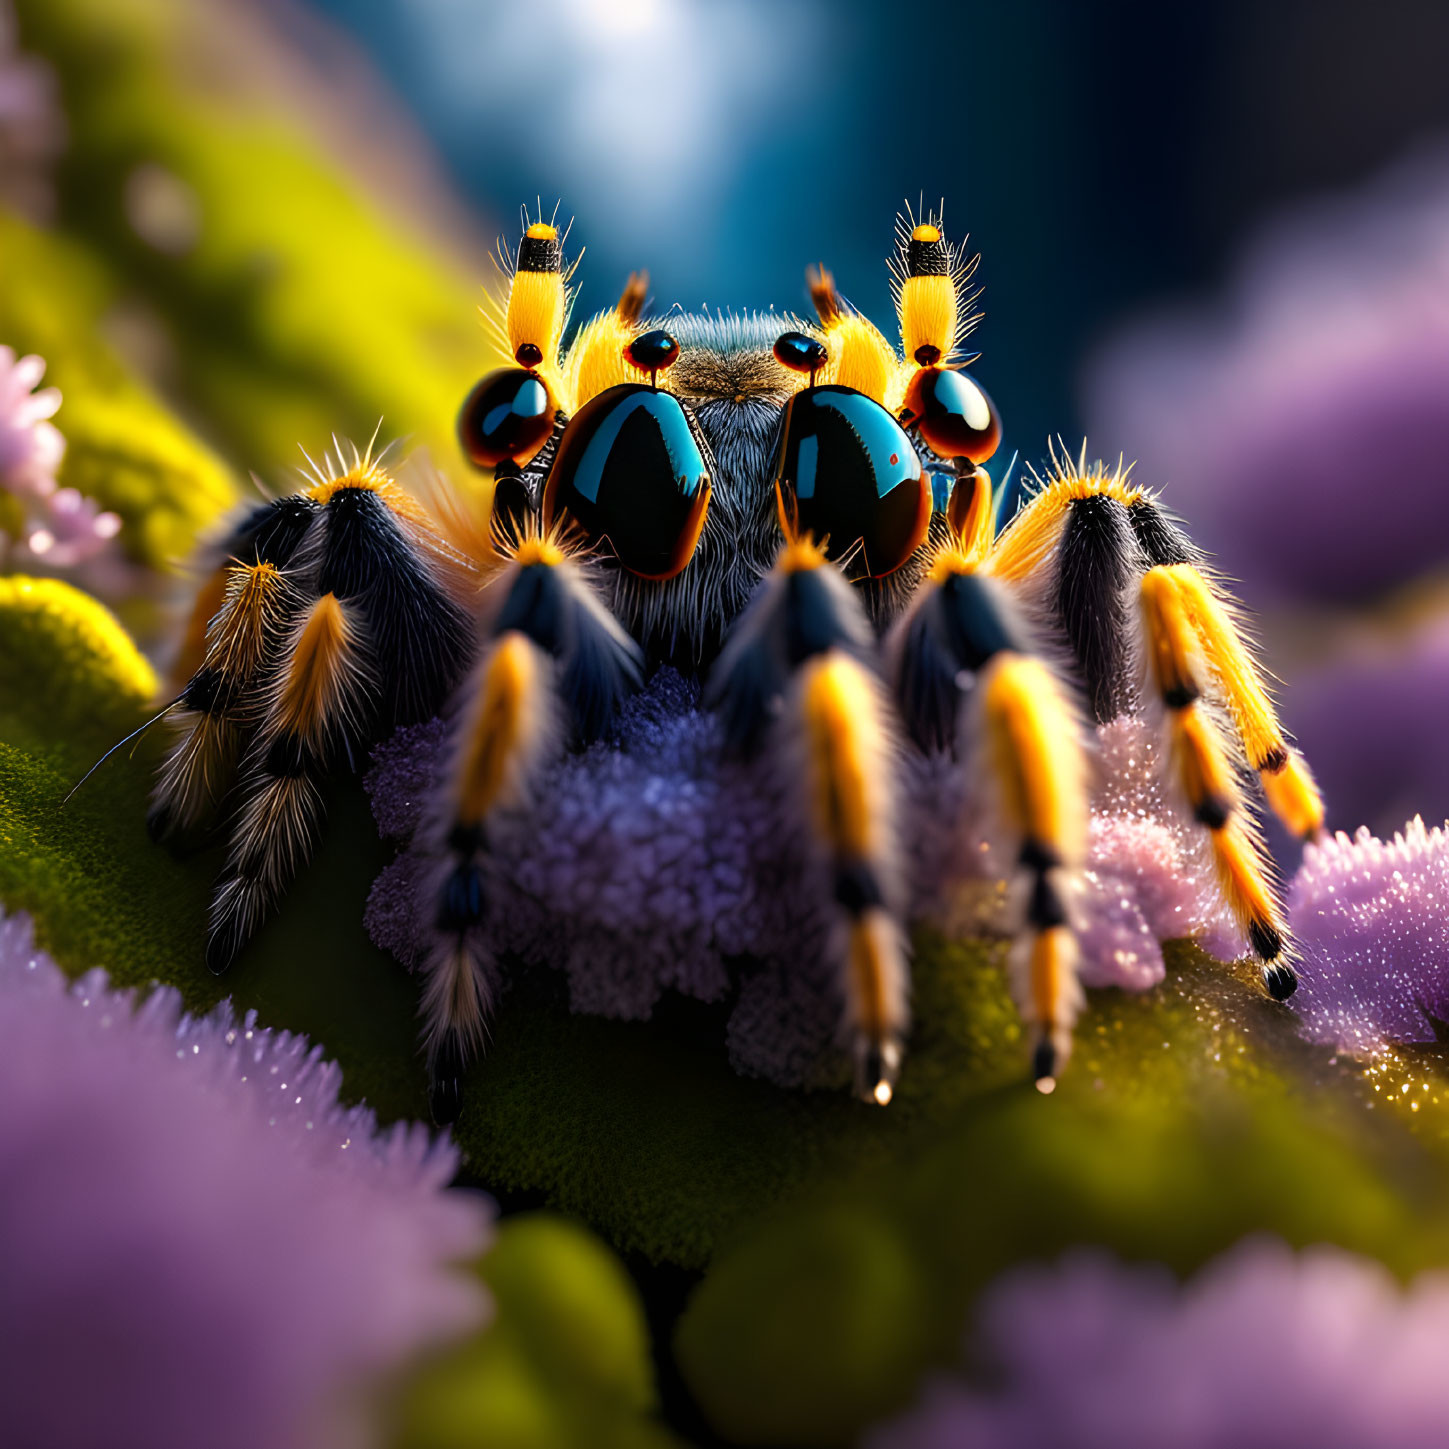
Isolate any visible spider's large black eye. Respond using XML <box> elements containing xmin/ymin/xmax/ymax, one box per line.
<box><xmin>458</xmin><ymin>367</ymin><xmax>556</xmax><ymax>469</ymax></box>
<box><xmin>775</xmin><ymin>385</ymin><xmax>929</xmax><ymax>578</ymax></box>
<box><xmin>542</xmin><ymin>383</ymin><xmax>712</xmax><ymax>580</ymax></box>
<box><xmin>899</xmin><ymin>366</ymin><xmax>1001</xmax><ymax>465</ymax></box>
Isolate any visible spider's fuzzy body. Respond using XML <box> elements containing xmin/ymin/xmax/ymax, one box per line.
<box><xmin>150</xmin><ymin>206</ymin><xmax>1325</xmax><ymax>1122</ymax></box>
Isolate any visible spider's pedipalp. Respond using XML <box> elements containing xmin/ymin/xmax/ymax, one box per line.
<box><xmin>710</xmin><ymin>538</ymin><xmax>908</xmax><ymax>1104</ymax></box>
<box><xmin>423</xmin><ymin>535</ymin><xmax>642</xmax><ymax>1122</ymax></box>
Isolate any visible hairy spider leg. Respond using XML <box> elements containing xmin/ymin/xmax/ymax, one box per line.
<box><xmin>709</xmin><ymin>536</ymin><xmax>909</xmax><ymax>1104</ymax></box>
<box><xmin>991</xmin><ymin>455</ymin><xmax>1298</xmax><ymax>996</ymax></box>
<box><xmin>425</xmin><ymin>530</ymin><xmax>641</xmax><ymax>1123</ymax></box>
<box><xmin>151</xmin><ymin>495</ymin><xmax>320</xmax><ymax>843</ymax></box>
<box><xmin>202</xmin><ymin>463</ymin><xmax>473</xmax><ymax>977</ymax></box>
<box><xmin>890</xmin><ymin>548</ymin><xmax>1087</xmax><ymax>1085</ymax></box>
<box><xmin>1139</xmin><ymin>566</ymin><xmax>1296</xmax><ymax>999</ymax></box>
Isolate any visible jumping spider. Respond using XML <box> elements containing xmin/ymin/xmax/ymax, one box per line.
<box><xmin>149</xmin><ymin>204</ymin><xmax>1323</xmax><ymax>1121</ymax></box>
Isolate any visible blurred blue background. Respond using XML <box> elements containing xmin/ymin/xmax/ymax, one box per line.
<box><xmin>308</xmin><ymin>0</ymin><xmax>1449</xmax><ymax>472</ymax></box>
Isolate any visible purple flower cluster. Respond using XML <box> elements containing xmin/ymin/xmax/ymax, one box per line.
<box><xmin>0</xmin><ymin>345</ymin><xmax>122</xmax><ymax>570</ymax></box>
<box><xmin>365</xmin><ymin>674</ymin><xmax>1246</xmax><ymax>1086</ymax></box>
<box><xmin>1085</xmin><ymin>148</ymin><xmax>1449</xmax><ymax>607</ymax></box>
<box><xmin>872</xmin><ymin>1237</ymin><xmax>1449</xmax><ymax>1449</ymax></box>
<box><xmin>1288</xmin><ymin>817</ymin><xmax>1449</xmax><ymax>1053</ymax></box>
<box><xmin>0</xmin><ymin>0</ymin><xmax>65</xmax><ymax>220</ymax></box>
<box><xmin>0</xmin><ymin>908</ymin><xmax>491</xmax><ymax>1449</ymax></box>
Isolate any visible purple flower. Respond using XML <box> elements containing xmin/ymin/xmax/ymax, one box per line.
<box><xmin>0</xmin><ymin>908</ymin><xmax>491</xmax><ymax>1449</ymax></box>
<box><xmin>1077</xmin><ymin>717</ymin><xmax>1245</xmax><ymax>992</ymax></box>
<box><xmin>871</xmin><ymin>1237</ymin><xmax>1449</xmax><ymax>1449</ymax></box>
<box><xmin>1084</xmin><ymin>147</ymin><xmax>1449</xmax><ymax>607</ymax></box>
<box><xmin>0</xmin><ymin>0</ymin><xmax>66</xmax><ymax>221</ymax></box>
<box><xmin>1286</xmin><ymin>613</ymin><xmax>1449</xmax><ymax>839</ymax></box>
<box><xmin>1288</xmin><ymin>817</ymin><xmax>1449</xmax><ymax>1052</ymax></box>
<box><xmin>366</xmin><ymin>677</ymin><xmax>1245</xmax><ymax>1088</ymax></box>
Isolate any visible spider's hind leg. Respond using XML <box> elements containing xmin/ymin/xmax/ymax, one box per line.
<box><xmin>1129</xmin><ymin>497</ymin><xmax>1323</xmax><ymax>844</ymax></box>
<box><xmin>424</xmin><ymin>534</ymin><xmax>641</xmax><ymax>1124</ymax></box>
<box><xmin>204</xmin><ymin>472</ymin><xmax>473</xmax><ymax>975</ymax></box>
<box><xmin>710</xmin><ymin>537</ymin><xmax>909</xmax><ymax>1104</ymax></box>
<box><xmin>150</xmin><ymin>496</ymin><xmax>320</xmax><ymax>845</ymax></box>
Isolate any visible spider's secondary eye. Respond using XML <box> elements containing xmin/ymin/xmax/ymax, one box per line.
<box><xmin>773</xmin><ymin>331</ymin><xmax>828</xmax><ymax>379</ymax></box>
<box><xmin>542</xmin><ymin>383</ymin><xmax>711</xmax><ymax>581</ymax></box>
<box><xmin>626</xmin><ymin>329</ymin><xmax>681</xmax><ymax>375</ymax></box>
<box><xmin>775</xmin><ymin>384</ymin><xmax>929</xmax><ymax>578</ymax></box>
<box><xmin>899</xmin><ymin>366</ymin><xmax>1001</xmax><ymax>465</ymax></box>
<box><xmin>458</xmin><ymin>367</ymin><xmax>557</xmax><ymax>469</ymax></box>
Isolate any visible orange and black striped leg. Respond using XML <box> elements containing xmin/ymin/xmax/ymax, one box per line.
<box><xmin>209</xmin><ymin>591</ymin><xmax>373</xmax><ymax>971</ymax></box>
<box><xmin>1140</xmin><ymin>567</ymin><xmax>1295</xmax><ymax>999</ymax></box>
<box><xmin>151</xmin><ymin>495</ymin><xmax>321</xmax><ymax>845</ymax></box>
<box><xmin>891</xmin><ymin>550</ymin><xmax>1087</xmax><ymax>1085</ymax></box>
<box><xmin>426</xmin><ymin>533</ymin><xmax>640</xmax><ymax>1123</ymax></box>
<box><xmin>1127</xmin><ymin>498</ymin><xmax>1323</xmax><ymax>843</ymax></box>
<box><xmin>204</xmin><ymin>481</ymin><xmax>473</xmax><ymax>975</ymax></box>
<box><xmin>710</xmin><ymin>537</ymin><xmax>909</xmax><ymax>1103</ymax></box>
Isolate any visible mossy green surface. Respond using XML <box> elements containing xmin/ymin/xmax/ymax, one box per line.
<box><xmin>0</xmin><ymin>212</ymin><xmax>236</xmax><ymax>570</ymax></box>
<box><xmin>392</xmin><ymin>1214</ymin><xmax>678</xmax><ymax>1449</ymax></box>
<box><xmin>13</xmin><ymin>0</ymin><xmax>496</xmax><ymax>477</ymax></box>
<box><xmin>12</xmin><ymin>577</ymin><xmax>1449</xmax><ymax>1447</ymax></box>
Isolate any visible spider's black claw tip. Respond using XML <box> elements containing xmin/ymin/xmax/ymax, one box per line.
<box><xmin>428</xmin><ymin>1039</ymin><xmax>468</xmax><ymax>1125</ymax></box>
<box><xmin>429</xmin><ymin>1072</ymin><xmax>464</xmax><ymax>1126</ymax></box>
<box><xmin>1031</xmin><ymin>1037</ymin><xmax>1058</xmax><ymax>1090</ymax></box>
<box><xmin>854</xmin><ymin>1035</ymin><xmax>903</xmax><ymax>1107</ymax></box>
<box><xmin>205</xmin><ymin>927</ymin><xmax>241</xmax><ymax>977</ymax></box>
<box><xmin>1263</xmin><ymin>962</ymin><xmax>1298</xmax><ymax>1002</ymax></box>
<box><xmin>1248</xmin><ymin>918</ymin><xmax>1285</xmax><ymax>965</ymax></box>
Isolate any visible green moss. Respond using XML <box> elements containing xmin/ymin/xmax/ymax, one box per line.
<box><xmin>0</xmin><ymin>212</ymin><xmax>236</xmax><ymax>570</ymax></box>
<box><xmin>0</xmin><ymin>574</ymin><xmax>428</xmax><ymax>1122</ymax></box>
<box><xmin>13</xmin><ymin>576</ymin><xmax>1449</xmax><ymax>1449</ymax></box>
<box><xmin>14</xmin><ymin>0</ymin><xmax>495</xmax><ymax>476</ymax></box>
<box><xmin>672</xmin><ymin>946</ymin><xmax>1449</xmax><ymax>1445</ymax></box>
<box><xmin>392</xmin><ymin>1214</ymin><xmax>678</xmax><ymax>1449</ymax></box>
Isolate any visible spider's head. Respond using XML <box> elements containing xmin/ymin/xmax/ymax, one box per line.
<box><xmin>457</xmin><ymin>205</ymin><xmax>1003</xmax><ymax>665</ymax></box>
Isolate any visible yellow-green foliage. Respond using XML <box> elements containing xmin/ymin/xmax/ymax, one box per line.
<box><xmin>13</xmin><ymin>0</ymin><xmax>498</xmax><ymax>476</ymax></box>
<box><xmin>392</xmin><ymin>1214</ymin><xmax>677</xmax><ymax>1449</ymax></box>
<box><xmin>0</xmin><ymin>574</ymin><xmax>429</xmax><ymax>1122</ymax></box>
<box><xmin>0</xmin><ymin>213</ymin><xmax>235</xmax><ymax>568</ymax></box>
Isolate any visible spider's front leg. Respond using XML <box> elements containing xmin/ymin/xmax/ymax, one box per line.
<box><xmin>709</xmin><ymin>537</ymin><xmax>910</xmax><ymax>1104</ymax></box>
<box><xmin>423</xmin><ymin>531</ymin><xmax>641</xmax><ymax>1123</ymax></box>
<box><xmin>890</xmin><ymin>533</ymin><xmax>1088</xmax><ymax>1087</ymax></box>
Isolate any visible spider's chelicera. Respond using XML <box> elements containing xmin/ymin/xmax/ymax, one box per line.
<box><xmin>147</xmin><ymin>204</ymin><xmax>1324</xmax><ymax>1122</ymax></box>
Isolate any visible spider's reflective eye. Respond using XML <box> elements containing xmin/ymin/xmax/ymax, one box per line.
<box><xmin>458</xmin><ymin>367</ymin><xmax>556</xmax><ymax>469</ymax></box>
<box><xmin>773</xmin><ymin>330</ymin><xmax>828</xmax><ymax>379</ymax></box>
<box><xmin>542</xmin><ymin>383</ymin><xmax>711</xmax><ymax>581</ymax></box>
<box><xmin>899</xmin><ymin>366</ymin><xmax>1002</xmax><ymax>465</ymax></box>
<box><xmin>626</xmin><ymin>328</ymin><xmax>681</xmax><ymax>377</ymax></box>
<box><xmin>775</xmin><ymin>384</ymin><xmax>929</xmax><ymax>579</ymax></box>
